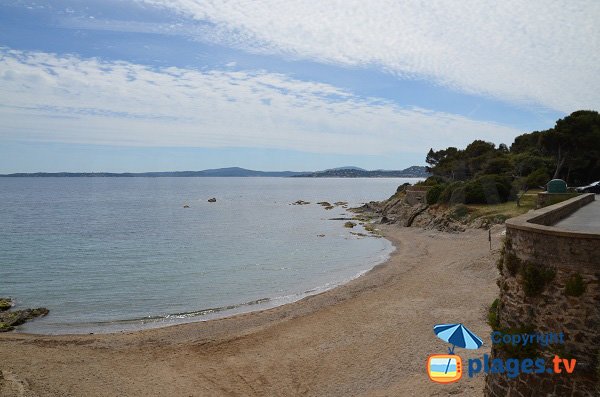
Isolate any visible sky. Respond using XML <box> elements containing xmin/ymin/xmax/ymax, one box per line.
<box><xmin>0</xmin><ymin>1</ymin><xmax>598</xmax><ymax>173</ymax></box>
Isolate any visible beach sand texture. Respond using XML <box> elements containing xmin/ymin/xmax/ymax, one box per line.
<box><xmin>0</xmin><ymin>225</ymin><xmax>501</xmax><ymax>397</ymax></box>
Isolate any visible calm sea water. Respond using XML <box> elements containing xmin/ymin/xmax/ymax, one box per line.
<box><xmin>0</xmin><ymin>177</ymin><xmax>416</xmax><ymax>334</ymax></box>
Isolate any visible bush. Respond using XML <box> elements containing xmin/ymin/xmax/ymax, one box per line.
<box><xmin>494</xmin><ymin>324</ymin><xmax>538</xmax><ymax>359</ymax></box>
<box><xmin>395</xmin><ymin>183</ymin><xmax>411</xmax><ymax>194</ymax></box>
<box><xmin>564</xmin><ymin>273</ymin><xmax>586</xmax><ymax>297</ymax></box>
<box><xmin>526</xmin><ymin>168</ymin><xmax>550</xmax><ymax>188</ymax></box>
<box><xmin>438</xmin><ymin>182</ymin><xmax>463</xmax><ymax>204</ymax></box>
<box><xmin>487</xmin><ymin>298</ymin><xmax>500</xmax><ymax>329</ymax></box>
<box><xmin>504</xmin><ymin>252</ymin><xmax>521</xmax><ymax>276</ymax></box>
<box><xmin>466</xmin><ymin>175</ymin><xmax>513</xmax><ymax>204</ymax></box>
<box><xmin>482</xmin><ymin>157</ymin><xmax>513</xmax><ymax>176</ymax></box>
<box><xmin>451</xmin><ymin>204</ymin><xmax>469</xmax><ymax>219</ymax></box>
<box><xmin>426</xmin><ymin>184</ymin><xmax>445</xmax><ymax>204</ymax></box>
<box><xmin>418</xmin><ymin>176</ymin><xmax>446</xmax><ymax>186</ymax></box>
<box><xmin>520</xmin><ymin>263</ymin><xmax>556</xmax><ymax>297</ymax></box>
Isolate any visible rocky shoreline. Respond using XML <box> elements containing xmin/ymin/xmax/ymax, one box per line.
<box><xmin>350</xmin><ymin>183</ymin><xmax>507</xmax><ymax>233</ymax></box>
<box><xmin>0</xmin><ymin>298</ymin><xmax>49</xmax><ymax>332</ymax></box>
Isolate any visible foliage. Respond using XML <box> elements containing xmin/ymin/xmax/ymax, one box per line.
<box><xmin>426</xmin><ymin>110</ymin><xmax>600</xmax><ymax>186</ymax></box>
<box><xmin>451</xmin><ymin>204</ymin><xmax>469</xmax><ymax>219</ymax></box>
<box><xmin>504</xmin><ymin>252</ymin><xmax>521</xmax><ymax>277</ymax></box>
<box><xmin>525</xmin><ymin>168</ymin><xmax>551</xmax><ymax>189</ymax></box>
<box><xmin>494</xmin><ymin>324</ymin><xmax>539</xmax><ymax>359</ymax></box>
<box><xmin>564</xmin><ymin>273</ymin><xmax>586</xmax><ymax>297</ymax></box>
<box><xmin>426</xmin><ymin>184</ymin><xmax>445</xmax><ymax>204</ymax></box>
<box><xmin>520</xmin><ymin>262</ymin><xmax>556</xmax><ymax>297</ymax></box>
<box><xmin>487</xmin><ymin>298</ymin><xmax>500</xmax><ymax>329</ymax></box>
<box><xmin>435</xmin><ymin>175</ymin><xmax>514</xmax><ymax>205</ymax></box>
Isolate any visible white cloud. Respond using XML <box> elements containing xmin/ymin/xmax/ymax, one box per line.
<box><xmin>139</xmin><ymin>0</ymin><xmax>600</xmax><ymax>113</ymax></box>
<box><xmin>0</xmin><ymin>48</ymin><xmax>520</xmax><ymax>154</ymax></box>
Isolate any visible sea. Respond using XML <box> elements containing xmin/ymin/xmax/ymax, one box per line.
<box><xmin>0</xmin><ymin>177</ymin><xmax>419</xmax><ymax>334</ymax></box>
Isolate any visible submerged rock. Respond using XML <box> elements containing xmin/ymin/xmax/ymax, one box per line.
<box><xmin>317</xmin><ymin>201</ymin><xmax>332</xmax><ymax>207</ymax></box>
<box><xmin>344</xmin><ymin>221</ymin><xmax>357</xmax><ymax>228</ymax></box>
<box><xmin>0</xmin><ymin>298</ymin><xmax>12</xmax><ymax>312</ymax></box>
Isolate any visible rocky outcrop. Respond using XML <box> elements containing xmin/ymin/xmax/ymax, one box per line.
<box><xmin>351</xmin><ymin>187</ymin><xmax>470</xmax><ymax>233</ymax></box>
<box><xmin>0</xmin><ymin>304</ymin><xmax>49</xmax><ymax>332</ymax></box>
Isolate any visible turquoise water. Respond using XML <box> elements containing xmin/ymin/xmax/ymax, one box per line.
<box><xmin>0</xmin><ymin>177</ymin><xmax>415</xmax><ymax>334</ymax></box>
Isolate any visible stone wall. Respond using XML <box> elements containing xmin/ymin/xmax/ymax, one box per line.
<box><xmin>404</xmin><ymin>186</ymin><xmax>430</xmax><ymax>206</ymax></box>
<box><xmin>536</xmin><ymin>192</ymin><xmax>581</xmax><ymax>209</ymax></box>
<box><xmin>485</xmin><ymin>194</ymin><xmax>600</xmax><ymax>397</ymax></box>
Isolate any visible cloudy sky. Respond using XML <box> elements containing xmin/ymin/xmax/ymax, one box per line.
<box><xmin>1</xmin><ymin>0</ymin><xmax>598</xmax><ymax>172</ymax></box>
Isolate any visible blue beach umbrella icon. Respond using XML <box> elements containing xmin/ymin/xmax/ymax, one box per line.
<box><xmin>433</xmin><ymin>323</ymin><xmax>483</xmax><ymax>374</ymax></box>
<box><xmin>434</xmin><ymin>323</ymin><xmax>483</xmax><ymax>354</ymax></box>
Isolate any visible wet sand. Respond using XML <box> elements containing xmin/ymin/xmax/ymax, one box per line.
<box><xmin>0</xmin><ymin>225</ymin><xmax>502</xmax><ymax>397</ymax></box>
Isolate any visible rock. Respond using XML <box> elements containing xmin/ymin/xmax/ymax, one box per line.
<box><xmin>291</xmin><ymin>200</ymin><xmax>310</xmax><ymax>205</ymax></box>
<box><xmin>317</xmin><ymin>234</ymin><xmax>325</xmax><ymax>237</ymax></box>
<box><xmin>350</xmin><ymin>232</ymin><xmax>368</xmax><ymax>237</ymax></box>
<box><xmin>0</xmin><ymin>307</ymin><xmax>49</xmax><ymax>332</ymax></box>
<box><xmin>334</xmin><ymin>201</ymin><xmax>348</xmax><ymax>206</ymax></box>
<box><xmin>344</xmin><ymin>221</ymin><xmax>357</xmax><ymax>228</ymax></box>
<box><xmin>208</xmin><ymin>198</ymin><xmax>217</xmax><ymax>203</ymax></box>
<box><xmin>183</xmin><ymin>204</ymin><xmax>190</xmax><ymax>208</ymax></box>
<box><xmin>324</xmin><ymin>206</ymin><xmax>334</xmax><ymax>210</ymax></box>
<box><xmin>0</xmin><ymin>298</ymin><xmax>12</xmax><ymax>312</ymax></box>
<box><xmin>317</xmin><ymin>201</ymin><xmax>332</xmax><ymax>207</ymax></box>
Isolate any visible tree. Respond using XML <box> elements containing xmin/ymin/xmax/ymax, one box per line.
<box><xmin>541</xmin><ymin>110</ymin><xmax>600</xmax><ymax>183</ymax></box>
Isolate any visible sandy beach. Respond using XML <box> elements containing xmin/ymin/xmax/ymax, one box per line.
<box><xmin>0</xmin><ymin>225</ymin><xmax>502</xmax><ymax>397</ymax></box>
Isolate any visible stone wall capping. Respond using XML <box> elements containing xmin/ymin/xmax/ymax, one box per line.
<box><xmin>506</xmin><ymin>193</ymin><xmax>598</xmax><ymax>239</ymax></box>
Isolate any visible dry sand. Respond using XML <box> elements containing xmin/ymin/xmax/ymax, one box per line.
<box><xmin>0</xmin><ymin>225</ymin><xmax>503</xmax><ymax>397</ymax></box>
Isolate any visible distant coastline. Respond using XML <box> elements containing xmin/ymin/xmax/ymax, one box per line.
<box><xmin>0</xmin><ymin>166</ymin><xmax>429</xmax><ymax>178</ymax></box>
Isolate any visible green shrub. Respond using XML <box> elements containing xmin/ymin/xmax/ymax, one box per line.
<box><xmin>395</xmin><ymin>183</ymin><xmax>411</xmax><ymax>194</ymax></box>
<box><xmin>504</xmin><ymin>252</ymin><xmax>521</xmax><ymax>276</ymax></box>
<box><xmin>564</xmin><ymin>273</ymin><xmax>586</xmax><ymax>297</ymax></box>
<box><xmin>520</xmin><ymin>263</ymin><xmax>556</xmax><ymax>297</ymax></box>
<box><xmin>494</xmin><ymin>324</ymin><xmax>538</xmax><ymax>359</ymax></box>
<box><xmin>426</xmin><ymin>184</ymin><xmax>446</xmax><ymax>204</ymax></box>
<box><xmin>487</xmin><ymin>298</ymin><xmax>500</xmax><ymax>329</ymax></box>
<box><xmin>526</xmin><ymin>168</ymin><xmax>550</xmax><ymax>188</ymax></box>
<box><xmin>451</xmin><ymin>204</ymin><xmax>469</xmax><ymax>219</ymax></box>
<box><xmin>435</xmin><ymin>181</ymin><xmax>465</xmax><ymax>204</ymax></box>
<box><xmin>465</xmin><ymin>175</ymin><xmax>513</xmax><ymax>204</ymax></box>
<box><xmin>418</xmin><ymin>176</ymin><xmax>446</xmax><ymax>186</ymax></box>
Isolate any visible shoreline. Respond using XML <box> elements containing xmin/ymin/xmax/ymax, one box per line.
<box><xmin>0</xmin><ymin>225</ymin><xmax>502</xmax><ymax>396</ymax></box>
<box><xmin>13</xmin><ymin>229</ymin><xmax>395</xmax><ymax>336</ymax></box>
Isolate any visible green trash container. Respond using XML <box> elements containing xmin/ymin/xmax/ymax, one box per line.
<box><xmin>547</xmin><ymin>179</ymin><xmax>567</xmax><ymax>193</ymax></box>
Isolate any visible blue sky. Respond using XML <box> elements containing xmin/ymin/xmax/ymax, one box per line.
<box><xmin>1</xmin><ymin>0</ymin><xmax>598</xmax><ymax>173</ymax></box>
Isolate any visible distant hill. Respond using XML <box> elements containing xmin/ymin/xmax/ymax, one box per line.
<box><xmin>292</xmin><ymin>166</ymin><xmax>429</xmax><ymax>178</ymax></box>
<box><xmin>0</xmin><ymin>166</ymin><xmax>428</xmax><ymax>178</ymax></box>
<box><xmin>323</xmin><ymin>166</ymin><xmax>367</xmax><ymax>172</ymax></box>
<box><xmin>0</xmin><ymin>168</ymin><xmax>304</xmax><ymax>178</ymax></box>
